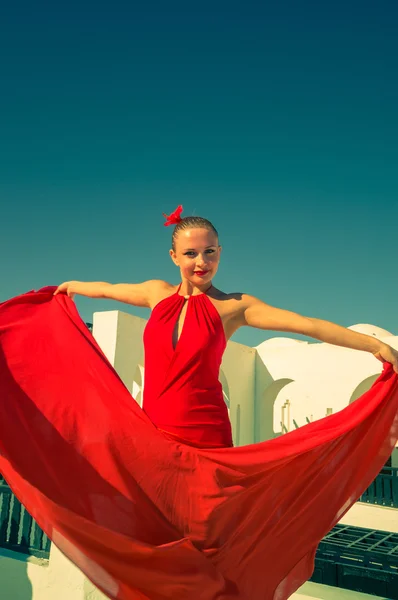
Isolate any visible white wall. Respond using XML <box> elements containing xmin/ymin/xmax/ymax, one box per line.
<box><xmin>221</xmin><ymin>340</ymin><xmax>256</xmax><ymax>446</ymax></box>
<box><xmin>93</xmin><ymin>311</ymin><xmax>147</xmax><ymax>396</ymax></box>
<box><xmin>0</xmin><ymin>544</ymin><xmax>86</xmax><ymax>600</ymax></box>
<box><xmin>255</xmin><ymin>333</ymin><xmax>398</xmax><ymax>443</ymax></box>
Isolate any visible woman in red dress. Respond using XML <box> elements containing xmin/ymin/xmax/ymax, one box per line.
<box><xmin>0</xmin><ymin>206</ymin><xmax>397</xmax><ymax>600</ymax></box>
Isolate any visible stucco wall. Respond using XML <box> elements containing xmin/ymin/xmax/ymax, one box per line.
<box><xmin>93</xmin><ymin>311</ymin><xmax>147</xmax><ymax>396</ymax></box>
<box><xmin>0</xmin><ymin>549</ymin><xmax>47</xmax><ymax>600</ymax></box>
<box><xmin>0</xmin><ymin>544</ymin><xmax>86</xmax><ymax>600</ymax></box>
<box><xmin>221</xmin><ymin>340</ymin><xmax>256</xmax><ymax>445</ymax></box>
<box><xmin>255</xmin><ymin>333</ymin><xmax>398</xmax><ymax>452</ymax></box>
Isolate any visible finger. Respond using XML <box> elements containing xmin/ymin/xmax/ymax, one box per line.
<box><xmin>54</xmin><ymin>285</ymin><xmax>66</xmax><ymax>296</ymax></box>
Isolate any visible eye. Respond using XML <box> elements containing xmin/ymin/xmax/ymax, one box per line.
<box><xmin>205</xmin><ymin>249</ymin><xmax>215</xmax><ymax>254</ymax></box>
<box><xmin>184</xmin><ymin>251</ymin><xmax>196</xmax><ymax>257</ymax></box>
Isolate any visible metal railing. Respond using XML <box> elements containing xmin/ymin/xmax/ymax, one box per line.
<box><xmin>0</xmin><ymin>477</ymin><xmax>51</xmax><ymax>559</ymax></box>
<box><xmin>312</xmin><ymin>524</ymin><xmax>398</xmax><ymax>598</ymax></box>
<box><xmin>359</xmin><ymin>466</ymin><xmax>398</xmax><ymax>508</ymax></box>
<box><xmin>0</xmin><ymin>464</ymin><xmax>396</xmax><ymax>561</ymax></box>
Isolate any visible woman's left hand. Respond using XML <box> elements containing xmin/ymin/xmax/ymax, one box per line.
<box><xmin>373</xmin><ymin>344</ymin><xmax>398</xmax><ymax>374</ymax></box>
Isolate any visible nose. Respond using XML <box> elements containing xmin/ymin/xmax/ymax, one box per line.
<box><xmin>196</xmin><ymin>254</ymin><xmax>208</xmax><ymax>267</ymax></box>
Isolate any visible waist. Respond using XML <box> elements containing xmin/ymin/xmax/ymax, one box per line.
<box><xmin>143</xmin><ymin>388</ymin><xmax>228</xmax><ymax>420</ymax></box>
<box><xmin>143</xmin><ymin>388</ymin><xmax>232</xmax><ymax>447</ymax></box>
<box><xmin>157</xmin><ymin>425</ymin><xmax>233</xmax><ymax>449</ymax></box>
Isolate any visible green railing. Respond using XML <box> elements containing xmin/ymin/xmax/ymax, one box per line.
<box><xmin>312</xmin><ymin>524</ymin><xmax>398</xmax><ymax>598</ymax></box>
<box><xmin>359</xmin><ymin>466</ymin><xmax>398</xmax><ymax>508</ymax></box>
<box><xmin>0</xmin><ymin>476</ymin><xmax>51</xmax><ymax>559</ymax></box>
<box><xmin>0</xmin><ymin>463</ymin><xmax>396</xmax><ymax>561</ymax></box>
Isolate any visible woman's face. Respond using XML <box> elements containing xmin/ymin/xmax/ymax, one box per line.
<box><xmin>170</xmin><ymin>227</ymin><xmax>221</xmax><ymax>284</ymax></box>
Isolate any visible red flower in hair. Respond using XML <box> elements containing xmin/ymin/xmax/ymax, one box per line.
<box><xmin>163</xmin><ymin>205</ymin><xmax>183</xmax><ymax>226</ymax></box>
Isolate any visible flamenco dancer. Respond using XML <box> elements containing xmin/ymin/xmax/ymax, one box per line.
<box><xmin>0</xmin><ymin>206</ymin><xmax>397</xmax><ymax>600</ymax></box>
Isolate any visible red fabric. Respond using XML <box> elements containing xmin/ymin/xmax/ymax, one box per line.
<box><xmin>0</xmin><ymin>287</ymin><xmax>397</xmax><ymax>600</ymax></box>
<box><xmin>143</xmin><ymin>289</ymin><xmax>233</xmax><ymax>447</ymax></box>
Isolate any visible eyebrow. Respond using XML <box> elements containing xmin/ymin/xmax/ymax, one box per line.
<box><xmin>183</xmin><ymin>245</ymin><xmax>217</xmax><ymax>251</ymax></box>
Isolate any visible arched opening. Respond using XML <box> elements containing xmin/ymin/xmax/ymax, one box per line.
<box><xmin>256</xmin><ymin>378</ymin><xmax>294</xmax><ymax>442</ymax></box>
<box><xmin>349</xmin><ymin>374</ymin><xmax>380</xmax><ymax>404</ymax></box>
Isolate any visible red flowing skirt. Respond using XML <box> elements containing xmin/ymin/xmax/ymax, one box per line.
<box><xmin>0</xmin><ymin>288</ymin><xmax>397</xmax><ymax>600</ymax></box>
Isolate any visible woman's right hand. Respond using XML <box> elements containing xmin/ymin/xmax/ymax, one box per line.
<box><xmin>53</xmin><ymin>281</ymin><xmax>79</xmax><ymax>299</ymax></box>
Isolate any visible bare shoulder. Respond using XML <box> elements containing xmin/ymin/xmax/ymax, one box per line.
<box><xmin>104</xmin><ymin>279</ymin><xmax>174</xmax><ymax>308</ymax></box>
<box><xmin>209</xmin><ymin>289</ymin><xmax>257</xmax><ymax>338</ymax></box>
<box><xmin>210</xmin><ymin>288</ymin><xmax>253</xmax><ymax>306</ymax></box>
<box><xmin>209</xmin><ymin>289</ymin><xmax>307</xmax><ymax>334</ymax></box>
<box><xmin>146</xmin><ymin>279</ymin><xmax>182</xmax><ymax>309</ymax></box>
<box><xmin>211</xmin><ymin>289</ymin><xmax>273</xmax><ymax>324</ymax></box>
<box><xmin>146</xmin><ymin>280</ymin><xmax>176</xmax><ymax>308</ymax></box>
<box><xmin>209</xmin><ymin>288</ymin><xmax>254</xmax><ymax>317</ymax></box>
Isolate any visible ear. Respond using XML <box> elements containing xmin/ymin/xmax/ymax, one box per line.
<box><xmin>169</xmin><ymin>248</ymin><xmax>179</xmax><ymax>267</ymax></box>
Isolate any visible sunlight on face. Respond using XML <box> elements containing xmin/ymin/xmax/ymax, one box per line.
<box><xmin>170</xmin><ymin>228</ymin><xmax>221</xmax><ymax>283</ymax></box>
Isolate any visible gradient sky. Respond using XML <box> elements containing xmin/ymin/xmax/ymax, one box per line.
<box><xmin>1</xmin><ymin>1</ymin><xmax>397</xmax><ymax>347</ymax></box>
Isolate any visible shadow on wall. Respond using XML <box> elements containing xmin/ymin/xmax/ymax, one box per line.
<box><xmin>219</xmin><ymin>369</ymin><xmax>230</xmax><ymax>415</ymax></box>
<box><xmin>0</xmin><ymin>550</ymin><xmax>33</xmax><ymax>600</ymax></box>
<box><xmin>0</xmin><ymin>478</ymin><xmax>44</xmax><ymax>600</ymax></box>
<box><xmin>349</xmin><ymin>374</ymin><xmax>380</xmax><ymax>404</ymax></box>
<box><xmin>219</xmin><ymin>369</ymin><xmax>241</xmax><ymax>446</ymax></box>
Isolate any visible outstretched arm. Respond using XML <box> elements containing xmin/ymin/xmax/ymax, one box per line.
<box><xmin>239</xmin><ymin>295</ymin><xmax>398</xmax><ymax>373</ymax></box>
<box><xmin>53</xmin><ymin>280</ymin><xmax>170</xmax><ymax>308</ymax></box>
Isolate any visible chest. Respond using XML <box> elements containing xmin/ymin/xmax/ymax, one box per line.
<box><xmin>144</xmin><ymin>295</ymin><xmax>226</xmax><ymax>359</ymax></box>
<box><xmin>172</xmin><ymin>301</ymin><xmax>188</xmax><ymax>349</ymax></box>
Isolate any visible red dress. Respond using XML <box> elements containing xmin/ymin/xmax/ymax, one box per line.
<box><xmin>0</xmin><ymin>286</ymin><xmax>397</xmax><ymax>600</ymax></box>
<box><xmin>142</xmin><ymin>285</ymin><xmax>233</xmax><ymax>447</ymax></box>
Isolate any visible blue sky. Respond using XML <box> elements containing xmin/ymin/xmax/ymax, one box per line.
<box><xmin>1</xmin><ymin>1</ymin><xmax>397</xmax><ymax>347</ymax></box>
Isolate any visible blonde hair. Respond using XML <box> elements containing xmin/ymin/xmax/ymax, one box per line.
<box><xmin>171</xmin><ymin>216</ymin><xmax>218</xmax><ymax>251</ymax></box>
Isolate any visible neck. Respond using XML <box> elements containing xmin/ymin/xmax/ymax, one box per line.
<box><xmin>180</xmin><ymin>280</ymin><xmax>213</xmax><ymax>296</ymax></box>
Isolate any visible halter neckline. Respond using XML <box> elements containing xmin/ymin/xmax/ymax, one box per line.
<box><xmin>176</xmin><ymin>282</ymin><xmax>213</xmax><ymax>300</ymax></box>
